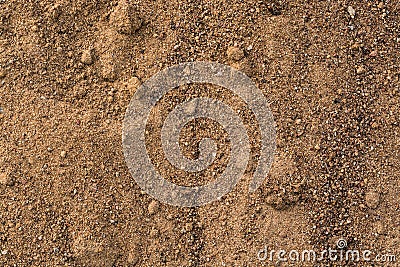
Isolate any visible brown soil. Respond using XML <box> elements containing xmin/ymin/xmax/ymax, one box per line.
<box><xmin>0</xmin><ymin>0</ymin><xmax>399</xmax><ymax>266</ymax></box>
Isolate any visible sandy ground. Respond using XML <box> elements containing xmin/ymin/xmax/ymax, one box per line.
<box><xmin>0</xmin><ymin>0</ymin><xmax>399</xmax><ymax>266</ymax></box>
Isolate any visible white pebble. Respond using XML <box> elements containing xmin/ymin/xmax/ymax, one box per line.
<box><xmin>348</xmin><ymin>6</ymin><xmax>355</xmax><ymax>17</ymax></box>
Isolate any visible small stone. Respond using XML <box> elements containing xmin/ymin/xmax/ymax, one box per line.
<box><xmin>315</xmin><ymin>144</ymin><xmax>321</xmax><ymax>150</ymax></box>
<box><xmin>265</xmin><ymin>195</ymin><xmax>285</xmax><ymax>210</ymax></box>
<box><xmin>356</xmin><ymin>66</ymin><xmax>366</xmax><ymax>75</ymax></box>
<box><xmin>102</xmin><ymin>67</ymin><xmax>117</xmax><ymax>80</ymax></box>
<box><xmin>72</xmin><ymin>235</ymin><xmax>117</xmax><ymax>267</ymax></box>
<box><xmin>348</xmin><ymin>6</ymin><xmax>356</xmax><ymax>17</ymax></box>
<box><xmin>185</xmin><ymin>222</ymin><xmax>193</xmax><ymax>232</ymax></box>
<box><xmin>148</xmin><ymin>200</ymin><xmax>159</xmax><ymax>215</ymax></box>
<box><xmin>100</xmin><ymin>55</ymin><xmax>119</xmax><ymax>81</ymax></box>
<box><xmin>183</xmin><ymin>98</ymin><xmax>198</xmax><ymax>114</ymax></box>
<box><xmin>81</xmin><ymin>49</ymin><xmax>94</xmax><ymax>65</ymax></box>
<box><xmin>230</xmin><ymin>58</ymin><xmax>253</xmax><ymax>76</ymax></box>
<box><xmin>126</xmin><ymin>76</ymin><xmax>141</xmax><ymax>94</ymax></box>
<box><xmin>50</xmin><ymin>4</ymin><xmax>63</xmax><ymax>19</ymax></box>
<box><xmin>60</xmin><ymin>150</ymin><xmax>67</xmax><ymax>158</ymax></box>
<box><xmin>149</xmin><ymin>228</ymin><xmax>159</xmax><ymax>238</ymax></box>
<box><xmin>365</xmin><ymin>190</ymin><xmax>380</xmax><ymax>209</ymax></box>
<box><xmin>351</xmin><ymin>42</ymin><xmax>361</xmax><ymax>50</ymax></box>
<box><xmin>0</xmin><ymin>172</ymin><xmax>14</xmax><ymax>186</ymax></box>
<box><xmin>110</xmin><ymin>0</ymin><xmax>142</xmax><ymax>35</ymax></box>
<box><xmin>226</xmin><ymin>46</ymin><xmax>245</xmax><ymax>61</ymax></box>
<box><xmin>373</xmin><ymin>220</ymin><xmax>385</xmax><ymax>235</ymax></box>
<box><xmin>0</xmin><ymin>69</ymin><xmax>7</xmax><ymax>78</ymax></box>
<box><xmin>127</xmin><ymin>249</ymin><xmax>140</xmax><ymax>265</ymax></box>
<box><xmin>369</xmin><ymin>50</ymin><xmax>378</xmax><ymax>57</ymax></box>
<box><xmin>377</xmin><ymin>2</ymin><xmax>384</xmax><ymax>9</ymax></box>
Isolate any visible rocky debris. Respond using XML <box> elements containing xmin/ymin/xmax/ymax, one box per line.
<box><xmin>60</xmin><ymin>150</ymin><xmax>67</xmax><ymax>158</ymax></box>
<box><xmin>373</xmin><ymin>220</ymin><xmax>386</xmax><ymax>235</ymax></box>
<box><xmin>101</xmin><ymin>59</ymin><xmax>118</xmax><ymax>80</ymax></box>
<box><xmin>106</xmin><ymin>95</ymin><xmax>113</xmax><ymax>103</ymax></box>
<box><xmin>351</xmin><ymin>42</ymin><xmax>362</xmax><ymax>51</ymax></box>
<box><xmin>369</xmin><ymin>50</ymin><xmax>378</xmax><ymax>57</ymax></box>
<box><xmin>226</xmin><ymin>46</ymin><xmax>252</xmax><ymax>75</ymax></box>
<box><xmin>0</xmin><ymin>68</ymin><xmax>7</xmax><ymax>78</ymax></box>
<box><xmin>72</xmin><ymin>235</ymin><xmax>117</xmax><ymax>267</ymax></box>
<box><xmin>265</xmin><ymin>194</ymin><xmax>286</xmax><ymax>210</ymax></box>
<box><xmin>110</xmin><ymin>0</ymin><xmax>142</xmax><ymax>35</ymax></box>
<box><xmin>266</xmin><ymin>1</ymin><xmax>283</xmax><ymax>16</ymax></box>
<box><xmin>348</xmin><ymin>6</ymin><xmax>355</xmax><ymax>18</ymax></box>
<box><xmin>263</xmin><ymin>156</ymin><xmax>304</xmax><ymax>209</ymax></box>
<box><xmin>226</xmin><ymin>46</ymin><xmax>244</xmax><ymax>62</ymax></box>
<box><xmin>268</xmin><ymin>156</ymin><xmax>297</xmax><ymax>183</ymax></box>
<box><xmin>127</xmin><ymin>249</ymin><xmax>140</xmax><ymax>265</ymax></box>
<box><xmin>96</xmin><ymin>28</ymin><xmax>129</xmax><ymax>81</ymax></box>
<box><xmin>356</xmin><ymin>66</ymin><xmax>366</xmax><ymax>75</ymax></box>
<box><xmin>49</xmin><ymin>3</ymin><xmax>63</xmax><ymax>20</ymax></box>
<box><xmin>126</xmin><ymin>76</ymin><xmax>141</xmax><ymax>94</ymax></box>
<box><xmin>149</xmin><ymin>227</ymin><xmax>159</xmax><ymax>238</ymax></box>
<box><xmin>95</xmin><ymin>0</ymin><xmax>142</xmax><ymax>81</ymax></box>
<box><xmin>230</xmin><ymin>58</ymin><xmax>253</xmax><ymax>76</ymax></box>
<box><xmin>365</xmin><ymin>190</ymin><xmax>380</xmax><ymax>209</ymax></box>
<box><xmin>0</xmin><ymin>172</ymin><xmax>14</xmax><ymax>186</ymax></box>
<box><xmin>81</xmin><ymin>49</ymin><xmax>94</xmax><ymax>65</ymax></box>
<box><xmin>148</xmin><ymin>200</ymin><xmax>159</xmax><ymax>215</ymax></box>
<box><xmin>183</xmin><ymin>98</ymin><xmax>198</xmax><ymax>115</ymax></box>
